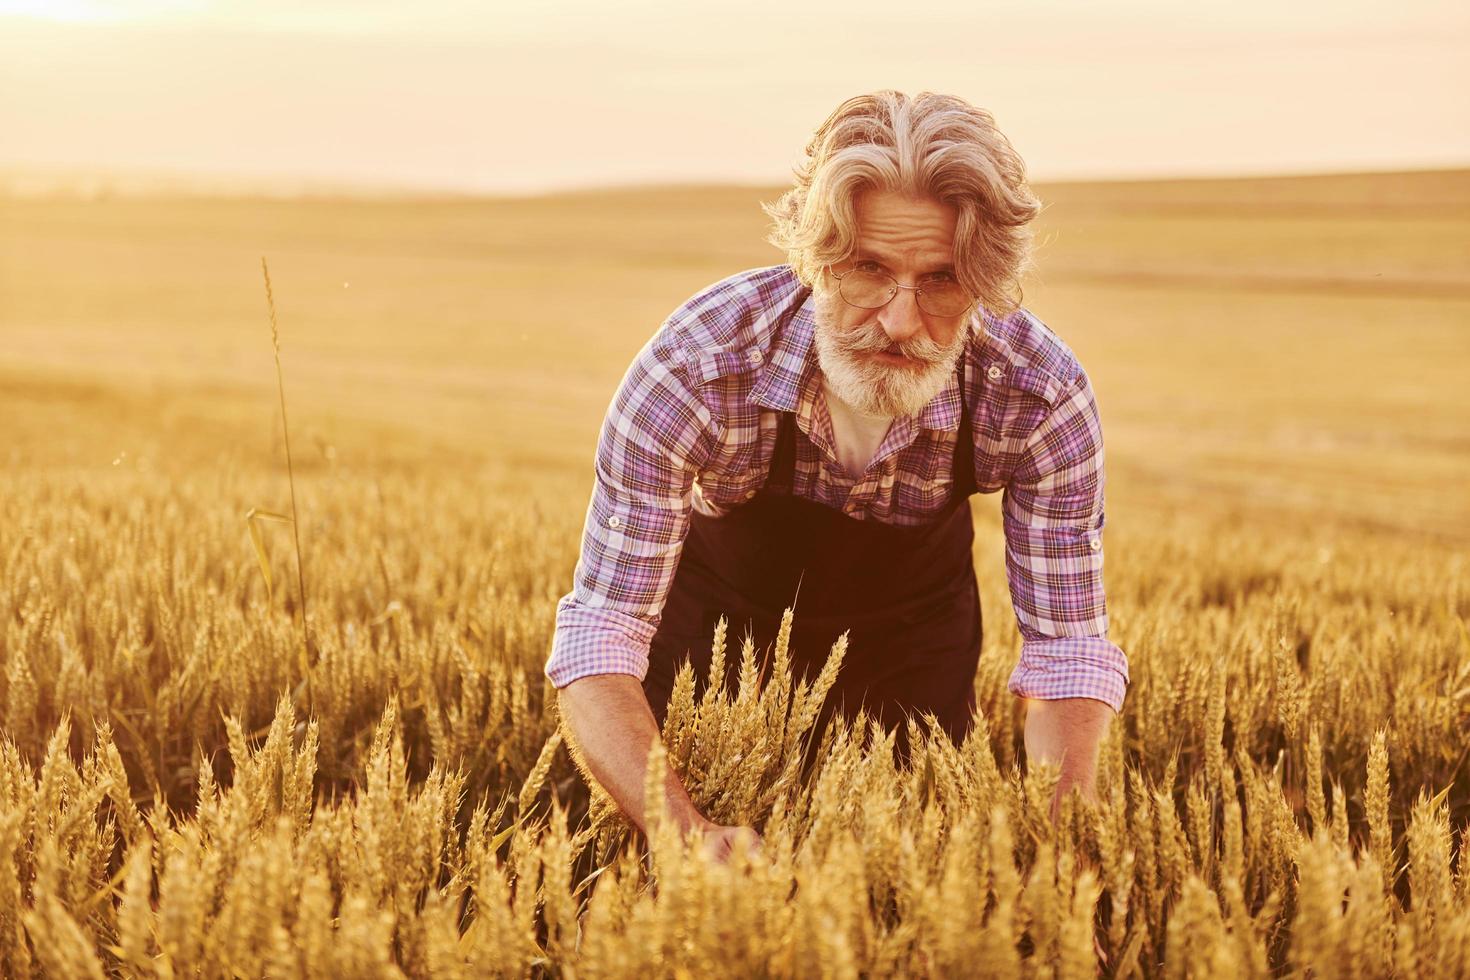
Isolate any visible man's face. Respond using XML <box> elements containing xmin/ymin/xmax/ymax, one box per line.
<box><xmin>812</xmin><ymin>188</ymin><xmax>972</xmax><ymax>418</ymax></box>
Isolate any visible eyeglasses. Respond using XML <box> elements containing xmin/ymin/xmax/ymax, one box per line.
<box><xmin>825</xmin><ymin>262</ymin><xmax>973</xmax><ymax>318</ymax></box>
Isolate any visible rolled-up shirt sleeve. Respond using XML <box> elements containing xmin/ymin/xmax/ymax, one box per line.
<box><xmin>1000</xmin><ymin>367</ymin><xmax>1129</xmax><ymax>711</ymax></box>
<box><xmin>545</xmin><ymin>327</ymin><xmax>715</xmax><ymax>689</ymax></box>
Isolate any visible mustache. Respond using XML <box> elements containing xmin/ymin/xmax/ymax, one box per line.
<box><xmin>835</xmin><ymin>321</ymin><xmax>948</xmax><ymax>363</ymax></box>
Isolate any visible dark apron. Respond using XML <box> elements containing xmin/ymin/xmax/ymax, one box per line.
<box><xmin>644</xmin><ymin>356</ymin><xmax>982</xmax><ymax>764</ymax></box>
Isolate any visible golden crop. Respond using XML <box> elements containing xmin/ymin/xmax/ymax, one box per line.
<box><xmin>0</xmin><ymin>172</ymin><xmax>1466</xmax><ymax>976</ymax></box>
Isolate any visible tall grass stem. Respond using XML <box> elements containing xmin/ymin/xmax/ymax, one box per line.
<box><xmin>261</xmin><ymin>256</ymin><xmax>311</xmax><ymax>679</ymax></box>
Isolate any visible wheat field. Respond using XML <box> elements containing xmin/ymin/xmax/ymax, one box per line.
<box><xmin>1</xmin><ymin>170</ymin><xmax>1468</xmax><ymax>977</ymax></box>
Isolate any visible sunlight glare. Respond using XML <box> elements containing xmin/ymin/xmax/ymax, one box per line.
<box><xmin>0</xmin><ymin>0</ymin><xmax>206</xmax><ymax>23</ymax></box>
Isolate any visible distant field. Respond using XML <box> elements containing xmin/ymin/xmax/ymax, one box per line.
<box><xmin>1</xmin><ymin>171</ymin><xmax>1467</xmax><ymax>976</ymax></box>
<box><xmin>3</xmin><ymin>170</ymin><xmax>1467</xmax><ymax>541</ymax></box>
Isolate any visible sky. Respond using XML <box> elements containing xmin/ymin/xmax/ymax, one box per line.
<box><xmin>1</xmin><ymin>0</ymin><xmax>1467</xmax><ymax>194</ymax></box>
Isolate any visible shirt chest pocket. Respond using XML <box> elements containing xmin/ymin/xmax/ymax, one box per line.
<box><xmin>904</xmin><ymin>432</ymin><xmax>960</xmax><ymax>506</ymax></box>
<box><xmin>895</xmin><ymin>470</ymin><xmax>954</xmax><ymax>516</ymax></box>
<box><xmin>695</xmin><ymin>412</ymin><xmax>771</xmax><ymax>505</ymax></box>
<box><xmin>927</xmin><ymin>471</ymin><xmax>959</xmax><ymax>503</ymax></box>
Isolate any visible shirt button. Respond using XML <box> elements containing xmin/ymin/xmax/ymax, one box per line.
<box><xmin>1088</xmin><ymin>537</ymin><xmax>1101</xmax><ymax>552</ymax></box>
<box><xmin>747</xmin><ymin>349</ymin><xmax>764</xmax><ymax>365</ymax></box>
<box><xmin>606</xmin><ymin>515</ymin><xmax>622</xmax><ymax>529</ymax></box>
<box><xmin>986</xmin><ymin>364</ymin><xmax>1004</xmax><ymax>381</ymax></box>
<box><xmin>744</xmin><ymin>490</ymin><xmax>757</xmax><ymax>500</ymax></box>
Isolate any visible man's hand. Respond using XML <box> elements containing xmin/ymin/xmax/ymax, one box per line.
<box><xmin>557</xmin><ymin>676</ymin><xmax>770</xmax><ymax>866</ymax></box>
<box><xmin>556</xmin><ymin>674</ymin><xmax>710</xmax><ymax>836</ymax></box>
<box><xmin>690</xmin><ymin>822</ymin><xmax>763</xmax><ymax>864</ymax></box>
<box><xmin>1023</xmin><ymin>697</ymin><xmax>1114</xmax><ymax>820</ymax></box>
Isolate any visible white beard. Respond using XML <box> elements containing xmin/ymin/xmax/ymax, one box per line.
<box><xmin>811</xmin><ymin>288</ymin><xmax>970</xmax><ymax>419</ymax></box>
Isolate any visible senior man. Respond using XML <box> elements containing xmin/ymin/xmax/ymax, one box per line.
<box><xmin>547</xmin><ymin>90</ymin><xmax>1127</xmax><ymax>859</ymax></box>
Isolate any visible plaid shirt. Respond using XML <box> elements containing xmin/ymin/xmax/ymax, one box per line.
<box><xmin>547</xmin><ymin>265</ymin><xmax>1129</xmax><ymax>711</ymax></box>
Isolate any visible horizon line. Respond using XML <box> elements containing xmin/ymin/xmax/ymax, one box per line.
<box><xmin>2</xmin><ymin>161</ymin><xmax>1468</xmax><ymax>203</ymax></box>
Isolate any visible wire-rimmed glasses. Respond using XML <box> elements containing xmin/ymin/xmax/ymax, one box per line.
<box><xmin>825</xmin><ymin>262</ymin><xmax>973</xmax><ymax>318</ymax></box>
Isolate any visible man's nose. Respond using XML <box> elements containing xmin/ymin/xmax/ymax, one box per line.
<box><xmin>878</xmin><ymin>288</ymin><xmax>924</xmax><ymax>345</ymax></box>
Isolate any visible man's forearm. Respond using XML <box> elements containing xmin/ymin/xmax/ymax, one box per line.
<box><xmin>556</xmin><ymin>673</ymin><xmax>709</xmax><ymax>836</ymax></box>
<box><xmin>1023</xmin><ymin>697</ymin><xmax>1114</xmax><ymax>815</ymax></box>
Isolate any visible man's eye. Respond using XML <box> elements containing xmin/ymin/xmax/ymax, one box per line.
<box><xmin>853</xmin><ymin>260</ymin><xmax>884</xmax><ymax>274</ymax></box>
<box><xmin>921</xmin><ymin>272</ymin><xmax>957</xmax><ymax>285</ymax></box>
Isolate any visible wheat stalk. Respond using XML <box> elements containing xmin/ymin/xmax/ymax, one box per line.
<box><xmin>260</xmin><ymin>256</ymin><xmax>311</xmax><ymax>681</ymax></box>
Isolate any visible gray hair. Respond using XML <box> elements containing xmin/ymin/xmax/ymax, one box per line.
<box><xmin>764</xmin><ymin>90</ymin><xmax>1042</xmax><ymax>316</ymax></box>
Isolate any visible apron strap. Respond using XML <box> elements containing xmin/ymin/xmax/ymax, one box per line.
<box><xmin>954</xmin><ymin>350</ymin><xmax>977</xmax><ymax>501</ymax></box>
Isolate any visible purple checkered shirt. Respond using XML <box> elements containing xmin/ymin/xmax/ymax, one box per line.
<box><xmin>547</xmin><ymin>265</ymin><xmax>1128</xmax><ymax>711</ymax></box>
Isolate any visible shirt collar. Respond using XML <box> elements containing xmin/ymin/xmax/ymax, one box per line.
<box><xmin>748</xmin><ymin>289</ymin><xmax>970</xmax><ymax>433</ymax></box>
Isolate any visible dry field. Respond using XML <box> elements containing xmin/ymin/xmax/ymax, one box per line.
<box><xmin>0</xmin><ymin>170</ymin><xmax>1467</xmax><ymax>976</ymax></box>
